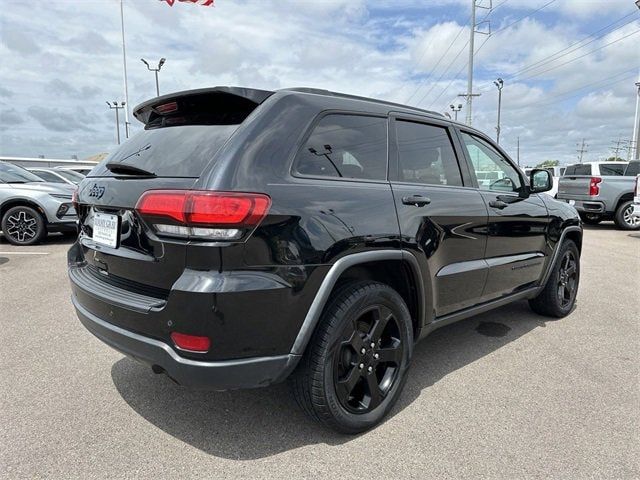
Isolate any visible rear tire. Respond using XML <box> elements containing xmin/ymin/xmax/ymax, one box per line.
<box><xmin>1</xmin><ymin>206</ymin><xmax>46</xmax><ymax>246</ymax></box>
<box><xmin>290</xmin><ymin>281</ymin><xmax>413</xmax><ymax>434</ymax></box>
<box><xmin>613</xmin><ymin>201</ymin><xmax>640</xmax><ymax>230</ymax></box>
<box><xmin>579</xmin><ymin>213</ymin><xmax>602</xmax><ymax>225</ymax></box>
<box><xmin>529</xmin><ymin>240</ymin><xmax>580</xmax><ymax>318</ymax></box>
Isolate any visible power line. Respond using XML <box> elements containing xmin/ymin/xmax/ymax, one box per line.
<box><xmin>491</xmin><ymin>0</ymin><xmax>557</xmax><ymax>34</ymax></box>
<box><xmin>502</xmin><ymin>12</ymin><xmax>638</xmax><ymax>80</ymax></box>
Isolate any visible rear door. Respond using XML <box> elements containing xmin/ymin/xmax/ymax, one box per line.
<box><xmin>457</xmin><ymin>130</ymin><xmax>550</xmax><ymax>299</ymax></box>
<box><xmin>389</xmin><ymin>114</ymin><xmax>489</xmax><ymax>318</ymax></box>
<box><xmin>76</xmin><ymin>89</ymin><xmax>268</xmax><ymax>291</ymax></box>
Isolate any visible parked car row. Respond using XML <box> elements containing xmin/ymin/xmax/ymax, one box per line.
<box><xmin>0</xmin><ymin>161</ymin><xmax>80</xmax><ymax>245</ymax></box>
<box><xmin>556</xmin><ymin>160</ymin><xmax>640</xmax><ymax>230</ymax></box>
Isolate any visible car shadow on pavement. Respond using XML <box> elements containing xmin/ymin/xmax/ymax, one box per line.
<box><xmin>0</xmin><ymin>232</ymin><xmax>76</xmax><ymax>246</ymax></box>
<box><xmin>111</xmin><ymin>300</ymin><xmax>554</xmax><ymax>459</ymax></box>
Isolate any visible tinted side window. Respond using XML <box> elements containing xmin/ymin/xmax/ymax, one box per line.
<box><xmin>34</xmin><ymin>171</ymin><xmax>64</xmax><ymax>183</ymax></box>
<box><xmin>460</xmin><ymin>132</ymin><xmax>522</xmax><ymax>193</ymax></box>
<box><xmin>624</xmin><ymin>162</ymin><xmax>640</xmax><ymax>176</ymax></box>
<box><xmin>396</xmin><ymin>120</ymin><xmax>462</xmax><ymax>186</ymax></box>
<box><xmin>600</xmin><ymin>163</ymin><xmax>626</xmax><ymax>176</ymax></box>
<box><xmin>294</xmin><ymin>114</ymin><xmax>387</xmax><ymax>180</ymax></box>
<box><xmin>565</xmin><ymin>164</ymin><xmax>591</xmax><ymax>175</ymax></box>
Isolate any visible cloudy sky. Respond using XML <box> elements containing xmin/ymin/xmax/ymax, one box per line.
<box><xmin>0</xmin><ymin>0</ymin><xmax>639</xmax><ymax>166</ymax></box>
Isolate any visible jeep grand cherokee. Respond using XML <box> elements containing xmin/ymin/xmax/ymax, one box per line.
<box><xmin>68</xmin><ymin>87</ymin><xmax>582</xmax><ymax>433</ymax></box>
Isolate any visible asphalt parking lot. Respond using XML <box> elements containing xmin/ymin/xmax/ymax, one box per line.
<box><xmin>1</xmin><ymin>225</ymin><xmax>638</xmax><ymax>479</ymax></box>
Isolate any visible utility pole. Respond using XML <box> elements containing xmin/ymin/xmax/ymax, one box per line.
<box><xmin>494</xmin><ymin>77</ymin><xmax>504</xmax><ymax>144</ymax></box>
<box><xmin>106</xmin><ymin>101</ymin><xmax>125</xmax><ymax>145</ymax></box>
<box><xmin>516</xmin><ymin>136</ymin><xmax>520</xmax><ymax>166</ymax></box>
<box><xmin>141</xmin><ymin>58</ymin><xmax>166</xmax><ymax>97</ymax></box>
<box><xmin>633</xmin><ymin>79</ymin><xmax>640</xmax><ymax>160</ymax></box>
<box><xmin>611</xmin><ymin>136</ymin><xmax>623</xmax><ymax>160</ymax></box>
<box><xmin>462</xmin><ymin>0</ymin><xmax>490</xmax><ymax>126</ymax></box>
<box><xmin>120</xmin><ymin>0</ymin><xmax>130</xmax><ymax>139</ymax></box>
<box><xmin>449</xmin><ymin>103</ymin><xmax>462</xmax><ymax>121</ymax></box>
<box><xmin>576</xmin><ymin>138</ymin><xmax>588</xmax><ymax>163</ymax></box>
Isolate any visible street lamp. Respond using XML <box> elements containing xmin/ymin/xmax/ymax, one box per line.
<box><xmin>141</xmin><ymin>57</ymin><xmax>166</xmax><ymax>97</ymax></box>
<box><xmin>106</xmin><ymin>101</ymin><xmax>126</xmax><ymax>145</ymax></box>
<box><xmin>449</xmin><ymin>103</ymin><xmax>462</xmax><ymax>121</ymax></box>
<box><xmin>494</xmin><ymin>77</ymin><xmax>504</xmax><ymax>144</ymax></box>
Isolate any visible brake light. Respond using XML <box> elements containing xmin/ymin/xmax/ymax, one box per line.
<box><xmin>72</xmin><ymin>189</ymin><xmax>79</xmax><ymax>210</ymax></box>
<box><xmin>589</xmin><ymin>177</ymin><xmax>602</xmax><ymax>196</ymax></box>
<box><xmin>170</xmin><ymin>332</ymin><xmax>210</xmax><ymax>353</ymax></box>
<box><xmin>154</xmin><ymin>101</ymin><xmax>178</xmax><ymax>114</ymax></box>
<box><xmin>135</xmin><ymin>190</ymin><xmax>271</xmax><ymax>240</ymax></box>
<box><xmin>635</xmin><ymin>176</ymin><xmax>640</xmax><ymax>196</ymax></box>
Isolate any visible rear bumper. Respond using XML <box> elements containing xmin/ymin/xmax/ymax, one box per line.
<box><xmin>558</xmin><ymin>198</ymin><xmax>606</xmax><ymax>214</ymax></box>
<box><xmin>72</xmin><ymin>296</ymin><xmax>299</xmax><ymax>390</ymax></box>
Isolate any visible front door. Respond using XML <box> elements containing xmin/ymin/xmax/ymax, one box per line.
<box><xmin>457</xmin><ymin>130</ymin><xmax>550</xmax><ymax>300</ymax></box>
<box><xmin>389</xmin><ymin>115</ymin><xmax>489</xmax><ymax>318</ymax></box>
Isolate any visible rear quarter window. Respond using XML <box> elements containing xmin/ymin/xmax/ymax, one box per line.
<box><xmin>599</xmin><ymin>163</ymin><xmax>626</xmax><ymax>176</ymax></box>
<box><xmin>293</xmin><ymin>114</ymin><xmax>388</xmax><ymax>181</ymax></box>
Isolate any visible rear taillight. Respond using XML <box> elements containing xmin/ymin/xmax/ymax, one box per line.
<box><xmin>135</xmin><ymin>190</ymin><xmax>271</xmax><ymax>240</ymax></box>
<box><xmin>635</xmin><ymin>176</ymin><xmax>640</xmax><ymax>197</ymax></box>
<box><xmin>170</xmin><ymin>332</ymin><xmax>210</xmax><ymax>353</ymax></box>
<box><xmin>72</xmin><ymin>189</ymin><xmax>79</xmax><ymax>210</ymax></box>
<box><xmin>589</xmin><ymin>177</ymin><xmax>602</xmax><ymax>196</ymax></box>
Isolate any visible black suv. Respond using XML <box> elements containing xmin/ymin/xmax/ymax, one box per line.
<box><xmin>69</xmin><ymin>87</ymin><xmax>582</xmax><ymax>433</ymax></box>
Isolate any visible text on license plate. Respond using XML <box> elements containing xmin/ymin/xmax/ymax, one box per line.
<box><xmin>92</xmin><ymin>212</ymin><xmax>119</xmax><ymax>248</ymax></box>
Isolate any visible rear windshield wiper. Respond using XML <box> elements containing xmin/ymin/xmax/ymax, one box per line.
<box><xmin>105</xmin><ymin>162</ymin><xmax>156</xmax><ymax>177</ymax></box>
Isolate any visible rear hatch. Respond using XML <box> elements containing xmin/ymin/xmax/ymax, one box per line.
<box><xmin>75</xmin><ymin>87</ymin><xmax>273</xmax><ymax>292</ymax></box>
<box><xmin>557</xmin><ymin>164</ymin><xmax>593</xmax><ymax>199</ymax></box>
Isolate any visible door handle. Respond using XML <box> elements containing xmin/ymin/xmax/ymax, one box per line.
<box><xmin>489</xmin><ymin>200</ymin><xmax>508</xmax><ymax>209</ymax></box>
<box><xmin>402</xmin><ymin>195</ymin><xmax>431</xmax><ymax>207</ymax></box>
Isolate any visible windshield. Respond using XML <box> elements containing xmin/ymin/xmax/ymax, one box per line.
<box><xmin>0</xmin><ymin>162</ymin><xmax>45</xmax><ymax>183</ymax></box>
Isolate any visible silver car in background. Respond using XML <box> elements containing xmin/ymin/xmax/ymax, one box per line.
<box><xmin>0</xmin><ymin>161</ymin><xmax>77</xmax><ymax>245</ymax></box>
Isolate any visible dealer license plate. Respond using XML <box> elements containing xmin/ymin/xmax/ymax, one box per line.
<box><xmin>92</xmin><ymin>212</ymin><xmax>119</xmax><ymax>248</ymax></box>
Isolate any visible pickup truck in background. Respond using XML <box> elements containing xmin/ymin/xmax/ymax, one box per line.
<box><xmin>557</xmin><ymin>161</ymin><xmax>640</xmax><ymax>230</ymax></box>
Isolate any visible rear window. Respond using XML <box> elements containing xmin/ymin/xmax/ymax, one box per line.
<box><xmin>564</xmin><ymin>164</ymin><xmax>591</xmax><ymax>176</ymax></box>
<box><xmin>293</xmin><ymin>114</ymin><xmax>387</xmax><ymax>181</ymax></box>
<box><xmin>599</xmin><ymin>163</ymin><xmax>626</xmax><ymax>176</ymax></box>
<box><xmin>90</xmin><ymin>125</ymin><xmax>238</xmax><ymax>178</ymax></box>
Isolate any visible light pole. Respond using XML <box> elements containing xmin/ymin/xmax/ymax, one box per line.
<box><xmin>106</xmin><ymin>101</ymin><xmax>125</xmax><ymax>145</ymax></box>
<box><xmin>449</xmin><ymin>104</ymin><xmax>462</xmax><ymax>121</ymax></box>
<box><xmin>494</xmin><ymin>78</ymin><xmax>504</xmax><ymax>144</ymax></box>
<box><xmin>141</xmin><ymin>57</ymin><xmax>166</xmax><ymax>97</ymax></box>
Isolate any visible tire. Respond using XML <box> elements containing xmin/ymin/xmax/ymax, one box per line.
<box><xmin>613</xmin><ymin>201</ymin><xmax>640</xmax><ymax>230</ymax></box>
<box><xmin>579</xmin><ymin>213</ymin><xmax>602</xmax><ymax>225</ymax></box>
<box><xmin>1</xmin><ymin>206</ymin><xmax>46</xmax><ymax>246</ymax></box>
<box><xmin>528</xmin><ymin>240</ymin><xmax>580</xmax><ymax>318</ymax></box>
<box><xmin>290</xmin><ymin>281</ymin><xmax>413</xmax><ymax>434</ymax></box>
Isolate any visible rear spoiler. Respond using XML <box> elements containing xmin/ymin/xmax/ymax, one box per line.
<box><xmin>133</xmin><ymin>87</ymin><xmax>274</xmax><ymax>127</ymax></box>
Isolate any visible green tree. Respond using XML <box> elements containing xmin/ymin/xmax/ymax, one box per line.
<box><xmin>604</xmin><ymin>156</ymin><xmax>625</xmax><ymax>162</ymax></box>
<box><xmin>536</xmin><ymin>160</ymin><xmax>559</xmax><ymax>167</ymax></box>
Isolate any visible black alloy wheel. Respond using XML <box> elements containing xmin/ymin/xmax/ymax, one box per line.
<box><xmin>529</xmin><ymin>239</ymin><xmax>580</xmax><ymax>318</ymax></box>
<box><xmin>291</xmin><ymin>281</ymin><xmax>413</xmax><ymax>434</ymax></box>
<box><xmin>556</xmin><ymin>249</ymin><xmax>578</xmax><ymax>309</ymax></box>
<box><xmin>333</xmin><ymin>304</ymin><xmax>404</xmax><ymax>413</ymax></box>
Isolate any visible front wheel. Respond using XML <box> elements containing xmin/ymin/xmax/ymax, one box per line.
<box><xmin>614</xmin><ymin>201</ymin><xmax>640</xmax><ymax>230</ymax></box>
<box><xmin>1</xmin><ymin>206</ymin><xmax>46</xmax><ymax>246</ymax></box>
<box><xmin>290</xmin><ymin>281</ymin><xmax>413</xmax><ymax>434</ymax></box>
<box><xmin>529</xmin><ymin>240</ymin><xmax>580</xmax><ymax>318</ymax></box>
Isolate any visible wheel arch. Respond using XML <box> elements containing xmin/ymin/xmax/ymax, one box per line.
<box><xmin>614</xmin><ymin>192</ymin><xmax>634</xmax><ymax>212</ymax></box>
<box><xmin>1</xmin><ymin>198</ymin><xmax>48</xmax><ymax>223</ymax></box>
<box><xmin>290</xmin><ymin>250</ymin><xmax>425</xmax><ymax>356</ymax></box>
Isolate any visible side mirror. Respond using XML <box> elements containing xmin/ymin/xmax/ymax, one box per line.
<box><xmin>530</xmin><ymin>168</ymin><xmax>553</xmax><ymax>193</ymax></box>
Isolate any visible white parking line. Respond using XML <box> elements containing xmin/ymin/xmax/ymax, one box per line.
<box><xmin>0</xmin><ymin>251</ymin><xmax>49</xmax><ymax>255</ymax></box>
